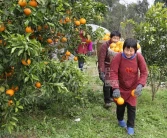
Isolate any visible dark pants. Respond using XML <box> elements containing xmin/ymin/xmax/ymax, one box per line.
<box><xmin>117</xmin><ymin>102</ymin><xmax>136</xmax><ymax>128</ymax></box>
<box><xmin>103</xmin><ymin>84</ymin><xmax>113</xmax><ymax>103</ymax></box>
<box><xmin>78</xmin><ymin>60</ymin><xmax>84</xmax><ymax>71</ymax></box>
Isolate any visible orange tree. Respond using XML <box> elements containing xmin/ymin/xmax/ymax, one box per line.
<box><xmin>0</xmin><ymin>0</ymin><xmax>106</xmax><ymax>133</ymax></box>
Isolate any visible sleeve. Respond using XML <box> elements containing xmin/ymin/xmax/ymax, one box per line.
<box><xmin>137</xmin><ymin>53</ymin><xmax>148</xmax><ymax>86</ymax></box>
<box><xmin>110</xmin><ymin>53</ymin><xmax>122</xmax><ymax>89</ymax></box>
<box><xmin>98</xmin><ymin>43</ymin><xmax>107</xmax><ymax>73</ymax></box>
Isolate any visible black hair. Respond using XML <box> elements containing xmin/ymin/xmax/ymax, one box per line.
<box><xmin>123</xmin><ymin>38</ymin><xmax>138</xmax><ymax>53</ymax></box>
<box><xmin>110</xmin><ymin>30</ymin><xmax>121</xmax><ymax>38</ymax></box>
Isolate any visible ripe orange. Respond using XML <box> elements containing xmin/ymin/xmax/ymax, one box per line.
<box><xmin>79</xmin><ymin>18</ymin><xmax>86</xmax><ymax>24</ymax></box>
<box><xmin>54</xmin><ymin>38</ymin><xmax>59</xmax><ymax>43</ymax></box>
<box><xmin>137</xmin><ymin>43</ymin><xmax>140</xmax><ymax>50</ymax></box>
<box><xmin>25</xmin><ymin>26</ymin><xmax>33</xmax><ymax>33</ymax></box>
<box><xmin>131</xmin><ymin>89</ymin><xmax>136</xmax><ymax>97</ymax></box>
<box><xmin>24</xmin><ymin>8</ymin><xmax>31</xmax><ymax>16</ymax></box>
<box><xmin>102</xmin><ymin>35</ymin><xmax>110</xmax><ymax>40</ymax></box>
<box><xmin>12</xmin><ymin>86</ymin><xmax>19</xmax><ymax>92</ymax></box>
<box><xmin>110</xmin><ymin>43</ymin><xmax>116</xmax><ymax>48</ymax></box>
<box><xmin>35</xmin><ymin>82</ymin><xmax>41</xmax><ymax>88</ymax></box>
<box><xmin>18</xmin><ymin>0</ymin><xmax>27</xmax><ymax>7</ymax></box>
<box><xmin>65</xmin><ymin>51</ymin><xmax>71</xmax><ymax>56</ymax></box>
<box><xmin>8</xmin><ymin>100</ymin><xmax>13</xmax><ymax>106</ymax></box>
<box><xmin>0</xmin><ymin>24</ymin><xmax>5</xmax><ymax>32</ymax></box>
<box><xmin>74</xmin><ymin>56</ymin><xmax>78</xmax><ymax>61</ymax></box>
<box><xmin>6</xmin><ymin>89</ymin><xmax>15</xmax><ymax>96</ymax></box>
<box><xmin>117</xmin><ymin>97</ymin><xmax>124</xmax><ymax>105</ymax></box>
<box><xmin>21</xmin><ymin>59</ymin><xmax>31</xmax><ymax>66</ymax></box>
<box><xmin>29</xmin><ymin>0</ymin><xmax>37</xmax><ymax>7</ymax></box>
<box><xmin>47</xmin><ymin>38</ymin><xmax>53</xmax><ymax>44</ymax></box>
<box><xmin>27</xmin><ymin>59</ymin><xmax>31</xmax><ymax>65</ymax></box>
<box><xmin>61</xmin><ymin>37</ymin><xmax>67</xmax><ymax>43</ymax></box>
<box><xmin>114</xmin><ymin>47</ymin><xmax>120</xmax><ymax>52</ymax></box>
<box><xmin>86</xmin><ymin>39</ymin><xmax>91</xmax><ymax>44</ymax></box>
<box><xmin>74</xmin><ymin>20</ymin><xmax>80</xmax><ymax>26</ymax></box>
<box><xmin>65</xmin><ymin>17</ymin><xmax>71</xmax><ymax>22</ymax></box>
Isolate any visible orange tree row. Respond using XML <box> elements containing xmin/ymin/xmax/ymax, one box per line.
<box><xmin>0</xmin><ymin>0</ymin><xmax>107</xmax><ymax>133</ymax></box>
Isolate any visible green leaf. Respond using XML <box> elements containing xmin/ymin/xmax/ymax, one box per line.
<box><xmin>15</xmin><ymin>107</ymin><xmax>18</xmax><ymax>113</ymax></box>
<box><xmin>24</xmin><ymin>77</ymin><xmax>29</xmax><ymax>83</ymax></box>
<box><xmin>11</xmin><ymin>47</ymin><xmax>17</xmax><ymax>54</ymax></box>
<box><xmin>18</xmin><ymin>49</ymin><xmax>24</xmax><ymax>56</ymax></box>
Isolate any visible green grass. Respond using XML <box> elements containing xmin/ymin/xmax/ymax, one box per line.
<box><xmin>1</xmin><ymin>56</ymin><xmax>167</xmax><ymax>138</ymax></box>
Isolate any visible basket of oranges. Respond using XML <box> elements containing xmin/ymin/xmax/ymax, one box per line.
<box><xmin>108</xmin><ymin>41</ymin><xmax>141</xmax><ymax>60</ymax></box>
<box><xmin>108</xmin><ymin>41</ymin><xmax>124</xmax><ymax>59</ymax></box>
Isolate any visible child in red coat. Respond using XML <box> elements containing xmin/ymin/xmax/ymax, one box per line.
<box><xmin>110</xmin><ymin>38</ymin><xmax>148</xmax><ymax>135</ymax></box>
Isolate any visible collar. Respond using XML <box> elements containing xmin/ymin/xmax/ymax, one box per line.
<box><xmin>122</xmin><ymin>52</ymin><xmax>136</xmax><ymax>59</ymax></box>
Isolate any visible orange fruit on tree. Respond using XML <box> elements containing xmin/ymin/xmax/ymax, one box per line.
<box><xmin>65</xmin><ymin>51</ymin><xmax>71</xmax><ymax>56</ymax></box>
<box><xmin>24</xmin><ymin>8</ymin><xmax>31</xmax><ymax>16</ymax></box>
<box><xmin>25</xmin><ymin>26</ymin><xmax>33</xmax><ymax>33</ymax></box>
<box><xmin>61</xmin><ymin>37</ymin><xmax>67</xmax><ymax>43</ymax></box>
<box><xmin>29</xmin><ymin>0</ymin><xmax>37</xmax><ymax>7</ymax></box>
<box><xmin>74</xmin><ymin>56</ymin><xmax>78</xmax><ymax>61</ymax></box>
<box><xmin>35</xmin><ymin>82</ymin><xmax>41</xmax><ymax>88</ymax></box>
<box><xmin>27</xmin><ymin>59</ymin><xmax>31</xmax><ymax>65</ymax></box>
<box><xmin>86</xmin><ymin>39</ymin><xmax>91</xmax><ymax>44</ymax></box>
<box><xmin>65</xmin><ymin>17</ymin><xmax>71</xmax><ymax>22</ymax></box>
<box><xmin>131</xmin><ymin>89</ymin><xmax>136</xmax><ymax>97</ymax></box>
<box><xmin>12</xmin><ymin>86</ymin><xmax>19</xmax><ymax>92</ymax></box>
<box><xmin>79</xmin><ymin>18</ymin><xmax>86</xmax><ymax>24</ymax></box>
<box><xmin>8</xmin><ymin>100</ymin><xmax>13</xmax><ymax>106</ymax></box>
<box><xmin>54</xmin><ymin>38</ymin><xmax>59</xmax><ymax>43</ymax></box>
<box><xmin>116</xmin><ymin>97</ymin><xmax>124</xmax><ymax>105</ymax></box>
<box><xmin>74</xmin><ymin>20</ymin><xmax>80</xmax><ymax>26</ymax></box>
<box><xmin>6</xmin><ymin>89</ymin><xmax>15</xmax><ymax>96</ymax></box>
<box><xmin>0</xmin><ymin>39</ymin><xmax>3</xmax><ymax>44</ymax></box>
<box><xmin>0</xmin><ymin>24</ymin><xmax>5</xmax><ymax>32</ymax></box>
<box><xmin>47</xmin><ymin>38</ymin><xmax>53</xmax><ymax>44</ymax></box>
<box><xmin>21</xmin><ymin>59</ymin><xmax>31</xmax><ymax>66</ymax></box>
<box><xmin>18</xmin><ymin>0</ymin><xmax>27</xmax><ymax>7</ymax></box>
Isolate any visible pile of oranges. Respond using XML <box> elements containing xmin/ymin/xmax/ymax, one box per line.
<box><xmin>109</xmin><ymin>41</ymin><xmax>141</xmax><ymax>53</ymax></box>
<box><xmin>109</xmin><ymin>41</ymin><xmax>124</xmax><ymax>53</ymax></box>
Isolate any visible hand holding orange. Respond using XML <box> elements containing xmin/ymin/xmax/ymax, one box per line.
<box><xmin>115</xmin><ymin>97</ymin><xmax>124</xmax><ymax>105</ymax></box>
<box><xmin>131</xmin><ymin>89</ymin><xmax>136</xmax><ymax>97</ymax></box>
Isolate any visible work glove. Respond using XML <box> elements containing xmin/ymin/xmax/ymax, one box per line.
<box><xmin>112</xmin><ymin>89</ymin><xmax>121</xmax><ymax>98</ymax></box>
<box><xmin>99</xmin><ymin>72</ymin><xmax>105</xmax><ymax>82</ymax></box>
<box><xmin>135</xmin><ymin>84</ymin><xmax>143</xmax><ymax>97</ymax></box>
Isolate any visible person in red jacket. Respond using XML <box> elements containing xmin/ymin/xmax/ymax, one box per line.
<box><xmin>76</xmin><ymin>31</ymin><xmax>88</xmax><ymax>71</ymax></box>
<box><xmin>98</xmin><ymin>31</ymin><xmax>121</xmax><ymax>108</ymax></box>
<box><xmin>110</xmin><ymin>38</ymin><xmax>148</xmax><ymax>135</ymax></box>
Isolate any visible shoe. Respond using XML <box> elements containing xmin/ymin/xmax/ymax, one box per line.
<box><xmin>127</xmin><ymin>127</ymin><xmax>134</xmax><ymax>135</ymax></box>
<box><xmin>104</xmin><ymin>103</ymin><xmax>111</xmax><ymax>108</ymax></box>
<box><xmin>118</xmin><ymin>120</ymin><xmax>127</xmax><ymax>128</ymax></box>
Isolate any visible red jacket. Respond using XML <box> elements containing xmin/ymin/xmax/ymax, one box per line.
<box><xmin>76</xmin><ymin>34</ymin><xmax>88</xmax><ymax>54</ymax></box>
<box><xmin>98</xmin><ymin>40</ymin><xmax>112</xmax><ymax>80</ymax></box>
<box><xmin>110</xmin><ymin>53</ymin><xmax>148</xmax><ymax>106</ymax></box>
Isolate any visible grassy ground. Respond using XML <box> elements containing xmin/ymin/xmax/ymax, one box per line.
<box><xmin>1</xmin><ymin>56</ymin><xmax>167</xmax><ymax>138</ymax></box>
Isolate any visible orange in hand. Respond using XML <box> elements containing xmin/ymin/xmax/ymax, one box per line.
<box><xmin>131</xmin><ymin>89</ymin><xmax>136</xmax><ymax>97</ymax></box>
<box><xmin>115</xmin><ymin>97</ymin><xmax>124</xmax><ymax>105</ymax></box>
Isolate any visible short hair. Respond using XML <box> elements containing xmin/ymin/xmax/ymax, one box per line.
<box><xmin>110</xmin><ymin>31</ymin><xmax>121</xmax><ymax>38</ymax></box>
<box><xmin>123</xmin><ymin>38</ymin><xmax>137</xmax><ymax>53</ymax></box>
